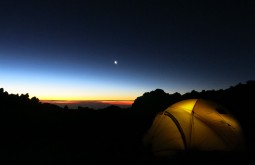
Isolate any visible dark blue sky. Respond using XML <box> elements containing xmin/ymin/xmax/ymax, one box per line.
<box><xmin>0</xmin><ymin>0</ymin><xmax>254</xmax><ymax>100</ymax></box>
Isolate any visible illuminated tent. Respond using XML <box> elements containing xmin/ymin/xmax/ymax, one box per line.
<box><xmin>143</xmin><ymin>99</ymin><xmax>245</xmax><ymax>157</ymax></box>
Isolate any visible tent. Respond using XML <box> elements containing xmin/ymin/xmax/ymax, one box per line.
<box><xmin>143</xmin><ymin>99</ymin><xmax>245</xmax><ymax>157</ymax></box>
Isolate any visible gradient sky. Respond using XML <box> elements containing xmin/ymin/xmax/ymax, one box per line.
<box><xmin>0</xmin><ymin>0</ymin><xmax>254</xmax><ymax>101</ymax></box>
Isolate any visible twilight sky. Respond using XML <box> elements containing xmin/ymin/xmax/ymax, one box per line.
<box><xmin>0</xmin><ymin>0</ymin><xmax>254</xmax><ymax>101</ymax></box>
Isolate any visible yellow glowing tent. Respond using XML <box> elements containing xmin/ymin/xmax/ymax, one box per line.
<box><xmin>143</xmin><ymin>99</ymin><xmax>245</xmax><ymax>157</ymax></box>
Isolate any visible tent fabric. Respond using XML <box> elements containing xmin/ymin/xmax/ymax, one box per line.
<box><xmin>143</xmin><ymin>99</ymin><xmax>245</xmax><ymax>156</ymax></box>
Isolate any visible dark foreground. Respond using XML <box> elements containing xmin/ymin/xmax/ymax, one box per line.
<box><xmin>1</xmin><ymin>148</ymin><xmax>251</xmax><ymax>165</ymax></box>
<box><xmin>1</xmin><ymin>108</ymin><xmax>252</xmax><ymax>165</ymax></box>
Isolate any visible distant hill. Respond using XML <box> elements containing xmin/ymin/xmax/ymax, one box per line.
<box><xmin>132</xmin><ymin>80</ymin><xmax>255</xmax><ymax>119</ymax></box>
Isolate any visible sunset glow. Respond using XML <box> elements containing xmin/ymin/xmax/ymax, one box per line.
<box><xmin>101</xmin><ymin>100</ymin><xmax>134</xmax><ymax>105</ymax></box>
<box><xmin>0</xmin><ymin>0</ymin><xmax>254</xmax><ymax>109</ymax></box>
<box><xmin>41</xmin><ymin>100</ymin><xmax>134</xmax><ymax>109</ymax></box>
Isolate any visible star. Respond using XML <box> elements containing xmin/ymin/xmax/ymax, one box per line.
<box><xmin>114</xmin><ymin>60</ymin><xmax>118</xmax><ymax>65</ymax></box>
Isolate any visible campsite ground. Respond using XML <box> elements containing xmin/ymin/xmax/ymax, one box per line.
<box><xmin>1</xmin><ymin>105</ymin><xmax>254</xmax><ymax>165</ymax></box>
<box><xmin>8</xmin><ymin>151</ymin><xmax>250</xmax><ymax>165</ymax></box>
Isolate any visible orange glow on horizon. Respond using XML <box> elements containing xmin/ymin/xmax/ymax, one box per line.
<box><xmin>101</xmin><ymin>100</ymin><xmax>134</xmax><ymax>105</ymax></box>
<box><xmin>40</xmin><ymin>100</ymin><xmax>134</xmax><ymax>106</ymax></box>
<box><xmin>38</xmin><ymin>96</ymin><xmax>136</xmax><ymax>101</ymax></box>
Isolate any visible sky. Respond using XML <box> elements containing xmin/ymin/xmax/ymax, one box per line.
<box><xmin>0</xmin><ymin>0</ymin><xmax>254</xmax><ymax>102</ymax></box>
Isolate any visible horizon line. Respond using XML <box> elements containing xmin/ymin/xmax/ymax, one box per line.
<box><xmin>41</xmin><ymin>99</ymin><xmax>135</xmax><ymax>101</ymax></box>
<box><xmin>40</xmin><ymin>100</ymin><xmax>134</xmax><ymax>107</ymax></box>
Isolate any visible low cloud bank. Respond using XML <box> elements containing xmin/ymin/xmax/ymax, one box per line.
<box><xmin>41</xmin><ymin>100</ymin><xmax>133</xmax><ymax>109</ymax></box>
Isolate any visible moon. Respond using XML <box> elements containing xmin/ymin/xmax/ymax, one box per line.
<box><xmin>114</xmin><ymin>60</ymin><xmax>118</xmax><ymax>65</ymax></box>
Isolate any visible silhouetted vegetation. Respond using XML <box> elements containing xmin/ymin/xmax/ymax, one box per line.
<box><xmin>0</xmin><ymin>80</ymin><xmax>254</xmax><ymax>164</ymax></box>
